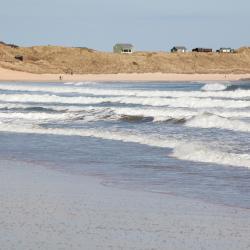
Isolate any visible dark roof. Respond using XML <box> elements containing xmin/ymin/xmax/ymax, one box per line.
<box><xmin>114</xmin><ymin>43</ymin><xmax>134</xmax><ymax>49</ymax></box>
<box><xmin>193</xmin><ymin>47</ymin><xmax>212</xmax><ymax>49</ymax></box>
<box><xmin>192</xmin><ymin>48</ymin><xmax>213</xmax><ymax>52</ymax></box>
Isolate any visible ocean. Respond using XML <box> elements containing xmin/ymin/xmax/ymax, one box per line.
<box><xmin>0</xmin><ymin>81</ymin><xmax>249</xmax><ymax>208</ymax></box>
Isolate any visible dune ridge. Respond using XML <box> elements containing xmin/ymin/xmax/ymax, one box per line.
<box><xmin>1</xmin><ymin>43</ymin><xmax>250</xmax><ymax>75</ymax></box>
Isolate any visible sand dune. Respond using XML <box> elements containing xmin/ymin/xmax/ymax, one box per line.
<box><xmin>1</xmin><ymin>43</ymin><xmax>250</xmax><ymax>82</ymax></box>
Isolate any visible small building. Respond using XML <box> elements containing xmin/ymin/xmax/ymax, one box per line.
<box><xmin>171</xmin><ymin>46</ymin><xmax>187</xmax><ymax>53</ymax></box>
<box><xmin>216</xmin><ymin>48</ymin><xmax>234</xmax><ymax>53</ymax></box>
<box><xmin>113</xmin><ymin>43</ymin><xmax>134</xmax><ymax>54</ymax></box>
<box><xmin>192</xmin><ymin>48</ymin><xmax>213</xmax><ymax>53</ymax></box>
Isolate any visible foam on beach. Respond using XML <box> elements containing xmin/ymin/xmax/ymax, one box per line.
<box><xmin>0</xmin><ymin>122</ymin><xmax>249</xmax><ymax>168</ymax></box>
<box><xmin>201</xmin><ymin>83</ymin><xmax>229</xmax><ymax>91</ymax></box>
<box><xmin>1</xmin><ymin>82</ymin><xmax>250</xmax><ymax>99</ymax></box>
<box><xmin>0</xmin><ymin>81</ymin><xmax>249</xmax><ymax>169</ymax></box>
<box><xmin>64</xmin><ymin>81</ymin><xmax>100</xmax><ymax>86</ymax></box>
<box><xmin>186</xmin><ymin>113</ymin><xmax>250</xmax><ymax>133</ymax></box>
<box><xmin>0</xmin><ymin>93</ymin><xmax>249</xmax><ymax>109</ymax></box>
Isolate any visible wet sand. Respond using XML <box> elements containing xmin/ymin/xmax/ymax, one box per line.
<box><xmin>0</xmin><ymin>159</ymin><xmax>250</xmax><ymax>250</ymax></box>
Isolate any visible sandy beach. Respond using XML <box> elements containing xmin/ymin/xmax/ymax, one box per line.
<box><xmin>1</xmin><ymin>0</ymin><xmax>250</xmax><ymax>249</ymax></box>
<box><xmin>1</xmin><ymin>67</ymin><xmax>250</xmax><ymax>82</ymax></box>
<box><xmin>0</xmin><ymin>69</ymin><xmax>250</xmax><ymax>250</ymax></box>
<box><xmin>1</xmin><ymin>159</ymin><xmax>250</xmax><ymax>250</ymax></box>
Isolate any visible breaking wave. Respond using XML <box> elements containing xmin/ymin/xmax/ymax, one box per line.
<box><xmin>1</xmin><ymin>104</ymin><xmax>250</xmax><ymax>127</ymax></box>
<box><xmin>201</xmin><ymin>82</ymin><xmax>250</xmax><ymax>92</ymax></box>
<box><xmin>0</xmin><ymin>112</ymin><xmax>77</xmax><ymax>123</ymax></box>
<box><xmin>1</xmin><ymin>83</ymin><xmax>250</xmax><ymax>99</ymax></box>
<box><xmin>0</xmin><ymin>123</ymin><xmax>249</xmax><ymax>168</ymax></box>
<box><xmin>112</xmin><ymin>107</ymin><xmax>196</xmax><ymax>122</ymax></box>
<box><xmin>186</xmin><ymin>113</ymin><xmax>250</xmax><ymax>132</ymax></box>
<box><xmin>0</xmin><ymin>81</ymin><xmax>249</xmax><ymax>169</ymax></box>
<box><xmin>172</xmin><ymin>143</ymin><xmax>250</xmax><ymax>168</ymax></box>
<box><xmin>64</xmin><ymin>81</ymin><xmax>100</xmax><ymax>86</ymax></box>
<box><xmin>0</xmin><ymin>93</ymin><xmax>250</xmax><ymax>109</ymax></box>
<box><xmin>119</xmin><ymin>115</ymin><xmax>154</xmax><ymax>123</ymax></box>
<box><xmin>226</xmin><ymin>83</ymin><xmax>250</xmax><ymax>91</ymax></box>
<box><xmin>202</xmin><ymin>83</ymin><xmax>228</xmax><ymax>91</ymax></box>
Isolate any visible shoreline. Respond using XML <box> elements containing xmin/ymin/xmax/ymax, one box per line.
<box><xmin>1</xmin><ymin>158</ymin><xmax>250</xmax><ymax>250</ymax></box>
<box><xmin>1</xmin><ymin>67</ymin><xmax>250</xmax><ymax>83</ymax></box>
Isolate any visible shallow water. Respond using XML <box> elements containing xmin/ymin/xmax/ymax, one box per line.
<box><xmin>0</xmin><ymin>81</ymin><xmax>249</xmax><ymax>208</ymax></box>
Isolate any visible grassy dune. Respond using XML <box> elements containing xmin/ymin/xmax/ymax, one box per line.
<box><xmin>1</xmin><ymin>43</ymin><xmax>250</xmax><ymax>74</ymax></box>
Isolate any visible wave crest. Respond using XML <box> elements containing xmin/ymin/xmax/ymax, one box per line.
<box><xmin>0</xmin><ymin>123</ymin><xmax>249</xmax><ymax>168</ymax></box>
<box><xmin>186</xmin><ymin>113</ymin><xmax>250</xmax><ymax>132</ymax></box>
<box><xmin>201</xmin><ymin>83</ymin><xmax>228</xmax><ymax>91</ymax></box>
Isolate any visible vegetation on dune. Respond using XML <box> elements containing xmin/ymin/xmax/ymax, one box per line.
<box><xmin>0</xmin><ymin>42</ymin><xmax>250</xmax><ymax>74</ymax></box>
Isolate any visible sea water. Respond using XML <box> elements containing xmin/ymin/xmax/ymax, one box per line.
<box><xmin>0</xmin><ymin>81</ymin><xmax>249</xmax><ymax>208</ymax></box>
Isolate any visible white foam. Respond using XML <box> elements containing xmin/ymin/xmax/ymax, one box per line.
<box><xmin>118</xmin><ymin>96</ymin><xmax>250</xmax><ymax>109</ymax></box>
<box><xmin>59</xmin><ymin>105</ymin><xmax>250</xmax><ymax>120</ymax></box>
<box><xmin>110</xmin><ymin>107</ymin><xmax>196</xmax><ymax>121</ymax></box>
<box><xmin>0</xmin><ymin>103</ymin><xmax>250</xmax><ymax>126</ymax></box>
<box><xmin>1</xmin><ymin>83</ymin><xmax>250</xmax><ymax>99</ymax></box>
<box><xmin>0</xmin><ymin>94</ymin><xmax>110</xmax><ymax>105</ymax></box>
<box><xmin>0</xmin><ymin>112</ymin><xmax>76</xmax><ymax>122</ymax></box>
<box><xmin>186</xmin><ymin>114</ymin><xmax>250</xmax><ymax>133</ymax></box>
<box><xmin>0</xmin><ymin>103</ymin><xmax>103</xmax><ymax>113</ymax></box>
<box><xmin>0</xmin><ymin>93</ymin><xmax>250</xmax><ymax>109</ymax></box>
<box><xmin>64</xmin><ymin>81</ymin><xmax>99</xmax><ymax>86</ymax></box>
<box><xmin>201</xmin><ymin>83</ymin><xmax>228</xmax><ymax>91</ymax></box>
<box><xmin>0</xmin><ymin>123</ymin><xmax>249</xmax><ymax>168</ymax></box>
<box><xmin>173</xmin><ymin>143</ymin><xmax>250</xmax><ymax>168</ymax></box>
<box><xmin>109</xmin><ymin>107</ymin><xmax>250</xmax><ymax>121</ymax></box>
<box><xmin>0</xmin><ymin>103</ymin><xmax>29</xmax><ymax>109</ymax></box>
<box><xmin>0</xmin><ymin>124</ymin><xmax>178</xmax><ymax>148</ymax></box>
<box><xmin>63</xmin><ymin>82</ymin><xmax>75</xmax><ymax>85</ymax></box>
<box><xmin>0</xmin><ymin>83</ymin><xmax>249</xmax><ymax>169</ymax></box>
<box><xmin>212</xmin><ymin>110</ymin><xmax>250</xmax><ymax>118</ymax></box>
<box><xmin>76</xmin><ymin>81</ymin><xmax>100</xmax><ymax>85</ymax></box>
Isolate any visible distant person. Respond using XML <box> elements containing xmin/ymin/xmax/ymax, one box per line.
<box><xmin>59</xmin><ymin>75</ymin><xmax>63</xmax><ymax>81</ymax></box>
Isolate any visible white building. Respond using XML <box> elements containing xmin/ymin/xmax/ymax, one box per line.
<box><xmin>217</xmin><ymin>48</ymin><xmax>234</xmax><ymax>53</ymax></box>
<box><xmin>171</xmin><ymin>46</ymin><xmax>187</xmax><ymax>53</ymax></box>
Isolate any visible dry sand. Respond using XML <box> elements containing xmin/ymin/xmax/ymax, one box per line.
<box><xmin>1</xmin><ymin>44</ymin><xmax>250</xmax><ymax>76</ymax></box>
<box><xmin>1</xmin><ymin>43</ymin><xmax>250</xmax><ymax>82</ymax></box>
<box><xmin>1</xmin><ymin>66</ymin><xmax>250</xmax><ymax>82</ymax></box>
<box><xmin>1</xmin><ymin>159</ymin><xmax>250</xmax><ymax>250</ymax></box>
